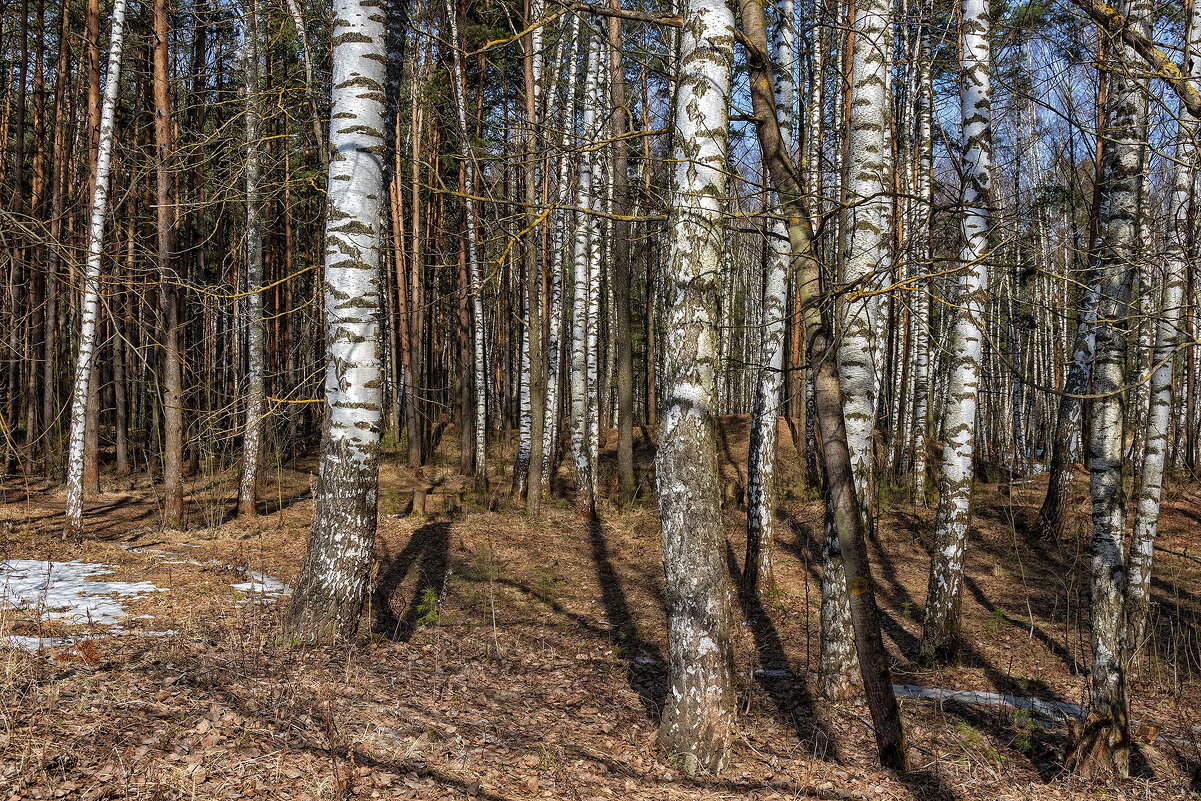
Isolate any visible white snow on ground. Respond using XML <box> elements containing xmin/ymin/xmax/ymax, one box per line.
<box><xmin>230</xmin><ymin>570</ymin><xmax>287</xmax><ymax>596</ymax></box>
<box><xmin>0</xmin><ymin>559</ymin><xmax>168</xmax><ymax>626</ymax></box>
<box><xmin>0</xmin><ymin>559</ymin><xmax>174</xmax><ymax>651</ymax></box>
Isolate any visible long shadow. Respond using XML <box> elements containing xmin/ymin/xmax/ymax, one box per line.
<box><xmin>372</xmin><ymin>521</ymin><xmax>450</xmax><ymax>641</ymax></box>
<box><xmin>586</xmin><ymin>518</ymin><xmax>666</xmax><ymax>719</ymax></box>
<box><xmin>724</xmin><ymin>540</ymin><xmax>840</xmax><ymax>762</ymax></box>
<box><xmin>961</xmin><ymin>573</ymin><xmax>1085</xmax><ymax>675</ymax></box>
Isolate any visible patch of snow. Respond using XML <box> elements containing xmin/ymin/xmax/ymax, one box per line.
<box><xmin>0</xmin><ymin>559</ymin><xmax>168</xmax><ymax>627</ymax></box>
<box><xmin>231</xmin><ymin>570</ymin><xmax>288</xmax><ymax>597</ymax></box>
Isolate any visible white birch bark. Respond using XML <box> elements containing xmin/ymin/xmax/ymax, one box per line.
<box><xmin>744</xmin><ymin>0</ymin><xmax>797</xmax><ymax>592</ymax></box>
<box><xmin>570</xmin><ymin>33</ymin><xmax>602</xmax><ymax>515</ymax></box>
<box><xmin>283</xmin><ymin>0</ymin><xmax>388</xmax><ymax>643</ymax></box>
<box><xmin>839</xmin><ymin>0</ymin><xmax>892</xmax><ymax>512</ymax></box>
<box><xmin>909</xmin><ymin>6</ymin><xmax>933</xmax><ymax>502</ymax></box>
<box><xmin>64</xmin><ymin>0</ymin><xmax>129</xmax><ymax>538</ymax></box>
<box><xmin>542</xmin><ymin>16</ymin><xmax>580</xmax><ymax>491</ymax></box>
<box><xmin>238</xmin><ymin>0</ymin><xmax>266</xmax><ymax>517</ymax></box>
<box><xmin>445</xmin><ymin>0</ymin><xmax>487</xmax><ymax>477</ymax></box>
<box><xmin>1072</xmin><ymin>0</ymin><xmax>1151</xmax><ymax>777</ymax></box>
<box><xmin>656</xmin><ymin>0</ymin><xmax>736</xmax><ymax>773</ymax></box>
<box><xmin>283</xmin><ymin>0</ymin><xmax>326</xmax><ymax>156</ymax></box>
<box><xmin>920</xmin><ymin>0</ymin><xmax>992</xmax><ymax>665</ymax></box>
<box><xmin>1126</xmin><ymin>0</ymin><xmax>1201</xmax><ymax>669</ymax></box>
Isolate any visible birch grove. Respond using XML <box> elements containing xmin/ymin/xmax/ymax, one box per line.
<box><xmin>6</xmin><ymin>0</ymin><xmax>1201</xmax><ymax>786</ymax></box>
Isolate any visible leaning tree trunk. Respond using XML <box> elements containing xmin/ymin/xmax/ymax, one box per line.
<box><xmin>283</xmin><ymin>0</ymin><xmax>390</xmax><ymax>644</ymax></box>
<box><xmin>736</xmin><ymin>0</ymin><xmax>907</xmax><ymax>768</ymax></box>
<box><xmin>1126</xmin><ymin>0</ymin><xmax>1201</xmax><ymax>672</ymax></box>
<box><xmin>64</xmin><ymin>0</ymin><xmax>129</xmax><ymax>538</ymax></box>
<box><xmin>1069</xmin><ymin>0</ymin><xmax>1151</xmax><ymax>778</ymax></box>
<box><xmin>655</xmin><ymin>0</ymin><xmax>737</xmax><ymax>775</ymax></box>
<box><xmin>238</xmin><ymin>0</ymin><xmax>266</xmax><ymax>517</ymax></box>
<box><xmin>920</xmin><ymin>0</ymin><xmax>993</xmax><ymax>666</ymax></box>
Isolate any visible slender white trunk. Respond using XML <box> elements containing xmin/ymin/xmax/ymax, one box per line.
<box><xmin>1072</xmin><ymin>0</ymin><xmax>1151</xmax><ymax>777</ymax></box>
<box><xmin>238</xmin><ymin>0</ymin><xmax>266</xmax><ymax>517</ymax></box>
<box><xmin>1126</xmin><ymin>0</ymin><xmax>1201</xmax><ymax>668</ymax></box>
<box><xmin>445</xmin><ymin>0</ymin><xmax>487</xmax><ymax>476</ymax></box>
<box><xmin>909</xmin><ymin>9</ymin><xmax>933</xmax><ymax>502</ymax></box>
<box><xmin>745</xmin><ymin>0</ymin><xmax>796</xmax><ymax>592</ymax></box>
<box><xmin>542</xmin><ymin>16</ymin><xmax>580</xmax><ymax>491</ymax></box>
<box><xmin>65</xmin><ymin>0</ymin><xmax>129</xmax><ymax>537</ymax></box>
<box><xmin>570</xmin><ymin>33</ymin><xmax>602</xmax><ymax>514</ymax></box>
<box><xmin>284</xmin><ymin>0</ymin><xmax>388</xmax><ymax>643</ymax></box>
<box><xmin>920</xmin><ymin>0</ymin><xmax>992</xmax><ymax>665</ymax></box>
<box><xmin>656</xmin><ymin>0</ymin><xmax>737</xmax><ymax>772</ymax></box>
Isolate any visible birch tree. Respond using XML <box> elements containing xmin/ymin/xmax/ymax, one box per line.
<box><xmin>238</xmin><ymin>0</ymin><xmax>266</xmax><ymax>517</ymax></box>
<box><xmin>64</xmin><ymin>0</ymin><xmax>128</xmax><ymax>538</ymax></box>
<box><xmin>656</xmin><ymin>0</ymin><xmax>737</xmax><ymax>773</ymax></box>
<box><xmin>921</xmin><ymin>0</ymin><xmax>992</xmax><ymax>665</ymax></box>
<box><xmin>570</xmin><ymin>33</ymin><xmax>603</xmax><ymax>517</ymax></box>
<box><xmin>743</xmin><ymin>0</ymin><xmax>796</xmax><ymax>594</ymax></box>
<box><xmin>283</xmin><ymin>0</ymin><xmax>389</xmax><ymax>643</ymax></box>
<box><xmin>1126</xmin><ymin>0</ymin><xmax>1201</xmax><ymax>663</ymax></box>
<box><xmin>1069</xmin><ymin>0</ymin><xmax>1151</xmax><ymax>776</ymax></box>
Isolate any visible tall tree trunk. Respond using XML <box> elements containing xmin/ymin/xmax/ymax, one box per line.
<box><xmin>1069</xmin><ymin>0</ymin><xmax>1151</xmax><ymax>778</ymax></box>
<box><xmin>153</xmin><ymin>0</ymin><xmax>185</xmax><ymax>529</ymax></box>
<box><xmin>1126</xmin><ymin>0</ymin><xmax>1201</xmax><ymax>665</ymax></box>
<box><xmin>737</xmin><ymin>0</ymin><xmax>907</xmax><ymax>767</ymax></box>
<box><xmin>445</xmin><ymin>0</ymin><xmax>487</xmax><ymax>479</ymax></box>
<box><xmin>570</xmin><ymin>34</ymin><xmax>602</xmax><ymax>517</ymax></box>
<box><xmin>608</xmin><ymin>4</ymin><xmax>636</xmax><ymax>504</ymax></box>
<box><xmin>64</xmin><ymin>0</ymin><xmax>129</xmax><ymax>538</ymax></box>
<box><xmin>920</xmin><ymin>0</ymin><xmax>993</xmax><ymax>666</ymax></box>
<box><xmin>743</xmin><ymin>0</ymin><xmax>796</xmax><ymax>595</ymax></box>
<box><xmin>656</xmin><ymin>0</ymin><xmax>737</xmax><ymax>774</ymax></box>
<box><xmin>238</xmin><ymin>0</ymin><xmax>266</xmax><ymax>517</ymax></box>
<box><xmin>284</xmin><ymin>0</ymin><xmax>390</xmax><ymax>643</ymax></box>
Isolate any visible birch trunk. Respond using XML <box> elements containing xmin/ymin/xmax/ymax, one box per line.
<box><xmin>446</xmin><ymin>0</ymin><xmax>487</xmax><ymax>478</ymax></box>
<box><xmin>839</xmin><ymin>0</ymin><xmax>891</xmax><ymax>517</ymax></box>
<box><xmin>1070</xmin><ymin>0</ymin><xmax>1151</xmax><ymax>777</ymax></box>
<box><xmin>570</xmin><ymin>34</ymin><xmax>602</xmax><ymax>517</ymax></box>
<box><xmin>283</xmin><ymin>0</ymin><xmax>389</xmax><ymax>643</ymax></box>
<box><xmin>744</xmin><ymin>0</ymin><xmax>796</xmax><ymax>594</ymax></box>
<box><xmin>64</xmin><ymin>0</ymin><xmax>128</xmax><ymax>538</ymax></box>
<box><xmin>920</xmin><ymin>0</ymin><xmax>992</xmax><ymax>665</ymax></box>
<box><xmin>1126</xmin><ymin>0</ymin><xmax>1201</xmax><ymax>672</ymax></box>
<box><xmin>656</xmin><ymin>0</ymin><xmax>737</xmax><ymax>773</ymax></box>
<box><xmin>238</xmin><ymin>0</ymin><xmax>266</xmax><ymax>517</ymax></box>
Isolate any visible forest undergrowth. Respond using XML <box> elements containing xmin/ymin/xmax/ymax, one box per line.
<box><xmin>1</xmin><ymin>417</ymin><xmax>1199</xmax><ymax>800</ymax></box>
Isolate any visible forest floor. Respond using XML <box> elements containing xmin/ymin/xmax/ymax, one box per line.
<box><xmin>1</xmin><ymin>416</ymin><xmax>1200</xmax><ymax>800</ymax></box>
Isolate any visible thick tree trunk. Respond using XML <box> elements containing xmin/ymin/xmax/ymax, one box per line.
<box><xmin>284</xmin><ymin>0</ymin><xmax>389</xmax><ymax>644</ymax></box>
<box><xmin>655</xmin><ymin>0</ymin><xmax>737</xmax><ymax>774</ymax></box>
<box><xmin>1070</xmin><ymin>0</ymin><xmax>1150</xmax><ymax>778</ymax></box>
<box><xmin>921</xmin><ymin>0</ymin><xmax>993</xmax><ymax>666</ymax></box>
<box><xmin>153</xmin><ymin>0</ymin><xmax>185</xmax><ymax>529</ymax></box>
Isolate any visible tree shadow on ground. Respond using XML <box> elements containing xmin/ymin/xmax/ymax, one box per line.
<box><xmin>725</xmin><ymin>539</ymin><xmax>840</xmax><ymax>761</ymax></box>
<box><xmin>586</xmin><ymin>517</ymin><xmax>667</xmax><ymax>720</ymax></box>
<box><xmin>372</xmin><ymin>520</ymin><xmax>450</xmax><ymax>641</ymax></box>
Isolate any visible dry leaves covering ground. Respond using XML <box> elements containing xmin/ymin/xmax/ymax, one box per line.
<box><xmin>1</xmin><ymin>420</ymin><xmax>1199</xmax><ymax>800</ymax></box>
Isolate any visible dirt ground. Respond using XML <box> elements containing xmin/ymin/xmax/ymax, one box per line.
<box><xmin>1</xmin><ymin>416</ymin><xmax>1199</xmax><ymax>800</ymax></box>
